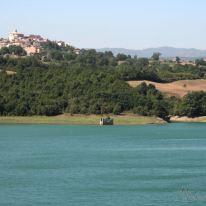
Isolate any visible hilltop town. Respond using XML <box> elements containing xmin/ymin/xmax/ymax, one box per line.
<box><xmin>0</xmin><ymin>30</ymin><xmax>205</xmax><ymax>67</ymax></box>
<box><xmin>0</xmin><ymin>30</ymin><xmax>80</xmax><ymax>56</ymax></box>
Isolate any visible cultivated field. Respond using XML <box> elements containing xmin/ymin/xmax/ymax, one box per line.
<box><xmin>127</xmin><ymin>79</ymin><xmax>206</xmax><ymax>97</ymax></box>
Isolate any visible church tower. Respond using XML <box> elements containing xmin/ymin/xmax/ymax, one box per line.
<box><xmin>9</xmin><ymin>29</ymin><xmax>24</xmax><ymax>42</ymax></box>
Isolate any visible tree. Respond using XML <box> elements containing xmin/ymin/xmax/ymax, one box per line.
<box><xmin>151</xmin><ymin>52</ymin><xmax>161</xmax><ymax>61</ymax></box>
<box><xmin>116</xmin><ymin>53</ymin><xmax>128</xmax><ymax>61</ymax></box>
<box><xmin>176</xmin><ymin>56</ymin><xmax>181</xmax><ymax>64</ymax></box>
<box><xmin>177</xmin><ymin>92</ymin><xmax>206</xmax><ymax>117</ymax></box>
<box><xmin>113</xmin><ymin>104</ymin><xmax>122</xmax><ymax>115</ymax></box>
<box><xmin>8</xmin><ymin>45</ymin><xmax>27</xmax><ymax>56</ymax></box>
<box><xmin>137</xmin><ymin>82</ymin><xmax>148</xmax><ymax>95</ymax></box>
<box><xmin>0</xmin><ymin>95</ymin><xmax>4</xmax><ymax>115</ymax></box>
<box><xmin>50</xmin><ymin>50</ymin><xmax>63</xmax><ymax>61</ymax></box>
<box><xmin>195</xmin><ymin>58</ymin><xmax>206</xmax><ymax>66</ymax></box>
<box><xmin>0</xmin><ymin>47</ymin><xmax>9</xmax><ymax>55</ymax></box>
<box><xmin>136</xmin><ymin>58</ymin><xmax>149</xmax><ymax>67</ymax></box>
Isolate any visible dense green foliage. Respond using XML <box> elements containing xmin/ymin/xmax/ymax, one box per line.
<box><xmin>173</xmin><ymin>92</ymin><xmax>206</xmax><ymax>117</ymax></box>
<box><xmin>195</xmin><ymin>58</ymin><xmax>206</xmax><ymax>66</ymax></box>
<box><xmin>0</xmin><ymin>45</ymin><xmax>26</xmax><ymax>56</ymax></box>
<box><xmin>0</xmin><ymin>42</ymin><xmax>206</xmax><ymax>118</ymax></box>
<box><xmin>0</xmin><ymin>57</ymin><xmax>168</xmax><ymax>118</ymax></box>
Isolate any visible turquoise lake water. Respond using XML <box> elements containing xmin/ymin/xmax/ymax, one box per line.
<box><xmin>0</xmin><ymin>123</ymin><xmax>206</xmax><ymax>206</ymax></box>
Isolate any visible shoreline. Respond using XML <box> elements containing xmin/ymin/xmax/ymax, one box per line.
<box><xmin>0</xmin><ymin>114</ymin><xmax>165</xmax><ymax>125</ymax></box>
<box><xmin>170</xmin><ymin>116</ymin><xmax>206</xmax><ymax>123</ymax></box>
<box><xmin>0</xmin><ymin>115</ymin><xmax>205</xmax><ymax>125</ymax></box>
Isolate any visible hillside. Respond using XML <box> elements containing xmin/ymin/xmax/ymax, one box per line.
<box><xmin>1</xmin><ymin>43</ymin><xmax>206</xmax><ymax>118</ymax></box>
<box><xmin>97</xmin><ymin>47</ymin><xmax>206</xmax><ymax>58</ymax></box>
<box><xmin>127</xmin><ymin>79</ymin><xmax>206</xmax><ymax>97</ymax></box>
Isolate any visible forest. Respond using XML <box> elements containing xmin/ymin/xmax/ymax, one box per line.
<box><xmin>0</xmin><ymin>42</ymin><xmax>206</xmax><ymax>119</ymax></box>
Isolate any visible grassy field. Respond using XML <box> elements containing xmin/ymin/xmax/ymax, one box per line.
<box><xmin>0</xmin><ymin>114</ymin><xmax>165</xmax><ymax>125</ymax></box>
<box><xmin>127</xmin><ymin>79</ymin><xmax>206</xmax><ymax>97</ymax></box>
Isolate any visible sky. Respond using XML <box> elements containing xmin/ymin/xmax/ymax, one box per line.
<box><xmin>1</xmin><ymin>0</ymin><xmax>206</xmax><ymax>49</ymax></box>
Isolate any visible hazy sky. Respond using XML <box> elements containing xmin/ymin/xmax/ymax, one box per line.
<box><xmin>1</xmin><ymin>0</ymin><xmax>206</xmax><ymax>49</ymax></box>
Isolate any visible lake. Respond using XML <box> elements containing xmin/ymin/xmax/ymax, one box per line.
<box><xmin>0</xmin><ymin>123</ymin><xmax>206</xmax><ymax>206</ymax></box>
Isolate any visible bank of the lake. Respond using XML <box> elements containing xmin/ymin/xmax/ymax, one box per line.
<box><xmin>171</xmin><ymin>116</ymin><xmax>206</xmax><ymax>123</ymax></box>
<box><xmin>0</xmin><ymin>114</ymin><xmax>165</xmax><ymax>125</ymax></box>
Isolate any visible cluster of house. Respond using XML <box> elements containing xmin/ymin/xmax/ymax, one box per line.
<box><xmin>0</xmin><ymin>30</ymin><xmax>80</xmax><ymax>56</ymax></box>
<box><xmin>0</xmin><ymin>30</ymin><xmax>48</xmax><ymax>55</ymax></box>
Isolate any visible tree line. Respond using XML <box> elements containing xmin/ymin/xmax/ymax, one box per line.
<box><xmin>0</xmin><ymin>42</ymin><xmax>206</xmax><ymax>119</ymax></box>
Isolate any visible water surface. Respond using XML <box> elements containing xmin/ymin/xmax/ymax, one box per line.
<box><xmin>0</xmin><ymin>123</ymin><xmax>206</xmax><ymax>206</ymax></box>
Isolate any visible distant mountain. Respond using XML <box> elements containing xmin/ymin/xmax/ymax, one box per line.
<box><xmin>97</xmin><ymin>47</ymin><xmax>206</xmax><ymax>59</ymax></box>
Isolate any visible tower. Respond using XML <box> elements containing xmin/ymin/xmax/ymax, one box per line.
<box><xmin>8</xmin><ymin>30</ymin><xmax>24</xmax><ymax>42</ymax></box>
